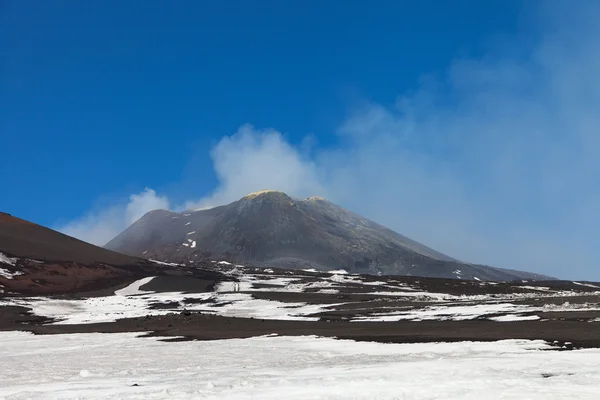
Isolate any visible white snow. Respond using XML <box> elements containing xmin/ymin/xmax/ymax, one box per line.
<box><xmin>489</xmin><ymin>314</ymin><xmax>541</xmax><ymax>322</ymax></box>
<box><xmin>186</xmin><ymin>292</ymin><xmax>334</xmax><ymax>321</ymax></box>
<box><xmin>185</xmin><ymin>222</ymin><xmax>191</xmax><ymax>225</ymax></box>
<box><xmin>573</xmin><ymin>282</ymin><xmax>600</xmax><ymax>289</ymax></box>
<box><xmin>329</xmin><ymin>269</ymin><xmax>348</xmax><ymax>274</ymax></box>
<box><xmin>182</xmin><ymin>243</ymin><xmax>189</xmax><ymax>247</ymax></box>
<box><xmin>15</xmin><ymin>279</ymin><xmax>591</xmax><ymax>325</ymax></box>
<box><xmin>519</xmin><ymin>286</ymin><xmax>551</xmax><ymax>291</ymax></box>
<box><xmin>0</xmin><ymin>252</ymin><xmax>17</xmax><ymax>266</ymax></box>
<box><xmin>368</xmin><ymin>290</ymin><xmax>451</xmax><ymax>300</ymax></box>
<box><xmin>114</xmin><ymin>277</ymin><xmax>155</xmax><ymax>296</ymax></box>
<box><xmin>186</xmin><ymin>231</ymin><xmax>195</xmax><ymax>235</ymax></box>
<box><xmin>354</xmin><ymin>303</ymin><xmax>527</xmax><ymax>322</ymax></box>
<box><xmin>318</xmin><ymin>289</ymin><xmax>340</xmax><ymax>294</ymax></box>
<box><xmin>1</xmin><ymin>332</ymin><xmax>599</xmax><ymax>399</ymax></box>
<box><xmin>474</xmin><ymin>277</ymin><xmax>481</xmax><ymax>281</ymax></box>
<box><xmin>0</xmin><ymin>268</ymin><xmax>23</xmax><ymax>280</ymax></box>
<box><xmin>6</xmin><ymin>266</ymin><xmax>600</xmax><ymax>327</ymax></box>
<box><xmin>354</xmin><ymin>300</ymin><xmax>600</xmax><ymax>322</ymax></box>
<box><xmin>190</xmin><ymin>240</ymin><xmax>196</xmax><ymax>248</ymax></box>
<box><xmin>149</xmin><ymin>259</ymin><xmax>182</xmax><ymax>267</ymax></box>
<box><xmin>5</xmin><ymin>277</ymin><xmax>339</xmax><ymax>324</ymax></box>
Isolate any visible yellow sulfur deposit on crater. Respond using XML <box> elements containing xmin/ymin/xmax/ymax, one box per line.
<box><xmin>244</xmin><ymin>190</ymin><xmax>286</xmax><ymax>200</ymax></box>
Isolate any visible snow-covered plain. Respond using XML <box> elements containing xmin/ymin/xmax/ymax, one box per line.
<box><xmin>5</xmin><ymin>273</ymin><xmax>600</xmax><ymax>324</ymax></box>
<box><xmin>4</xmin><ymin>276</ymin><xmax>340</xmax><ymax>324</ymax></box>
<box><xmin>1</xmin><ymin>332</ymin><xmax>599</xmax><ymax>399</ymax></box>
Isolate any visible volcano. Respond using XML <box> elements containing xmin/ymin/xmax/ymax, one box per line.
<box><xmin>104</xmin><ymin>191</ymin><xmax>549</xmax><ymax>281</ymax></box>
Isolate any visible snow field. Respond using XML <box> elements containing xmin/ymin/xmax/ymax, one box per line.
<box><xmin>5</xmin><ymin>275</ymin><xmax>600</xmax><ymax>324</ymax></box>
<box><xmin>0</xmin><ymin>332</ymin><xmax>599</xmax><ymax>399</ymax></box>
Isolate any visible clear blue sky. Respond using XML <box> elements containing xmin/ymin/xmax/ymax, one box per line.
<box><xmin>8</xmin><ymin>0</ymin><xmax>598</xmax><ymax>280</ymax></box>
<box><xmin>1</xmin><ymin>0</ymin><xmax>525</xmax><ymax>227</ymax></box>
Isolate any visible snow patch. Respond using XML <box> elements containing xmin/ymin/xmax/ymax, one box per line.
<box><xmin>573</xmin><ymin>282</ymin><xmax>600</xmax><ymax>289</ymax></box>
<box><xmin>0</xmin><ymin>252</ymin><xmax>17</xmax><ymax>266</ymax></box>
<box><xmin>519</xmin><ymin>286</ymin><xmax>551</xmax><ymax>291</ymax></box>
<box><xmin>115</xmin><ymin>277</ymin><xmax>155</xmax><ymax>296</ymax></box>
<box><xmin>149</xmin><ymin>259</ymin><xmax>182</xmax><ymax>267</ymax></box>
<box><xmin>354</xmin><ymin>303</ymin><xmax>528</xmax><ymax>322</ymax></box>
<box><xmin>0</xmin><ymin>268</ymin><xmax>23</xmax><ymax>280</ymax></box>
<box><xmin>329</xmin><ymin>269</ymin><xmax>348</xmax><ymax>275</ymax></box>
<box><xmin>489</xmin><ymin>314</ymin><xmax>541</xmax><ymax>322</ymax></box>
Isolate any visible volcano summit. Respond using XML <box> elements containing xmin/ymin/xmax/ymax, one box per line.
<box><xmin>105</xmin><ymin>191</ymin><xmax>548</xmax><ymax>281</ymax></box>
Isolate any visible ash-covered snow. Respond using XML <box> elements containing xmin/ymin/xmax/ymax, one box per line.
<box><xmin>329</xmin><ymin>269</ymin><xmax>348</xmax><ymax>274</ymax></box>
<box><xmin>149</xmin><ymin>259</ymin><xmax>183</xmax><ymax>267</ymax></box>
<box><xmin>4</xmin><ymin>263</ymin><xmax>600</xmax><ymax>325</ymax></box>
<box><xmin>573</xmin><ymin>282</ymin><xmax>600</xmax><ymax>289</ymax></box>
<box><xmin>0</xmin><ymin>252</ymin><xmax>17</xmax><ymax>266</ymax></box>
<box><xmin>5</xmin><ymin>276</ymin><xmax>340</xmax><ymax>323</ymax></box>
<box><xmin>0</xmin><ymin>268</ymin><xmax>23</xmax><ymax>280</ymax></box>
<box><xmin>1</xmin><ymin>332</ymin><xmax>599</xmax><ymax>399</ymax></box>
<box><xmin>519</xmin><ymin>286</ymin><xmax>551</xmax><ymax>291</ymax></box>
<box><xmin>0</xmin><ymin>253</ymin><xmax>22</xmax><ymax>279</ymax></box>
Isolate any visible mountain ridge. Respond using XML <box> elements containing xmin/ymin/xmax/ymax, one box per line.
<box><xmin>0</xmin><ymin>212</ymin><xmax>225</xmax><ymax>295</ymax></box>
<box><xmin>105</xmin><ymin>191</ymin><xmax>551</xmax><ymax>281</ymax></box>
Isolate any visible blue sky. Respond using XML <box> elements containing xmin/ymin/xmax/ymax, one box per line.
<box><xmin>2</xmin><ymin>1</ymin><xmax>600</xmax><ymax>279</ymax></box>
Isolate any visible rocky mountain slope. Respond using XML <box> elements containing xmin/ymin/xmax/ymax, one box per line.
<box><xmin>0</xmin><ymin>212</ymin><xmax>222</xmax><ymax>295</ymax></box>
<box><xmin>105</xmin><ymin>191</ymin><xmax>550</xmax><ymax>281</ymax></box>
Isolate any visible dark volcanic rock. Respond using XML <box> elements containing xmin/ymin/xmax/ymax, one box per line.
<box><xmin>104</xmin><ymin>191</ymin><xmax>550</xmax><ymax>281</ymax></box>
<box><xmin>0</xmin><ymin>212</ymin><xmax>225</xmax><ymax>295</ymax></box>
<box><xmin>0</xmin><ymin>212</ymin><xmax>141</xmax><ymax>266</ymax></box>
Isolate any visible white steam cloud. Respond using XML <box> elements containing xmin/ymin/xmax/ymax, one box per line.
<box><xmin>59</xmin><ymin>188</ymin><xmax>170</xmax><ymax>246</ymax></box>
<box><xmin>57</xmin><ymin>2</ymin><xmax>600</xmax><ymax>279</ymax></box>
<box><xmin>184</xmin><ymin>124</ymin><xmax>326</xmax><ymax>211</ymax></box>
